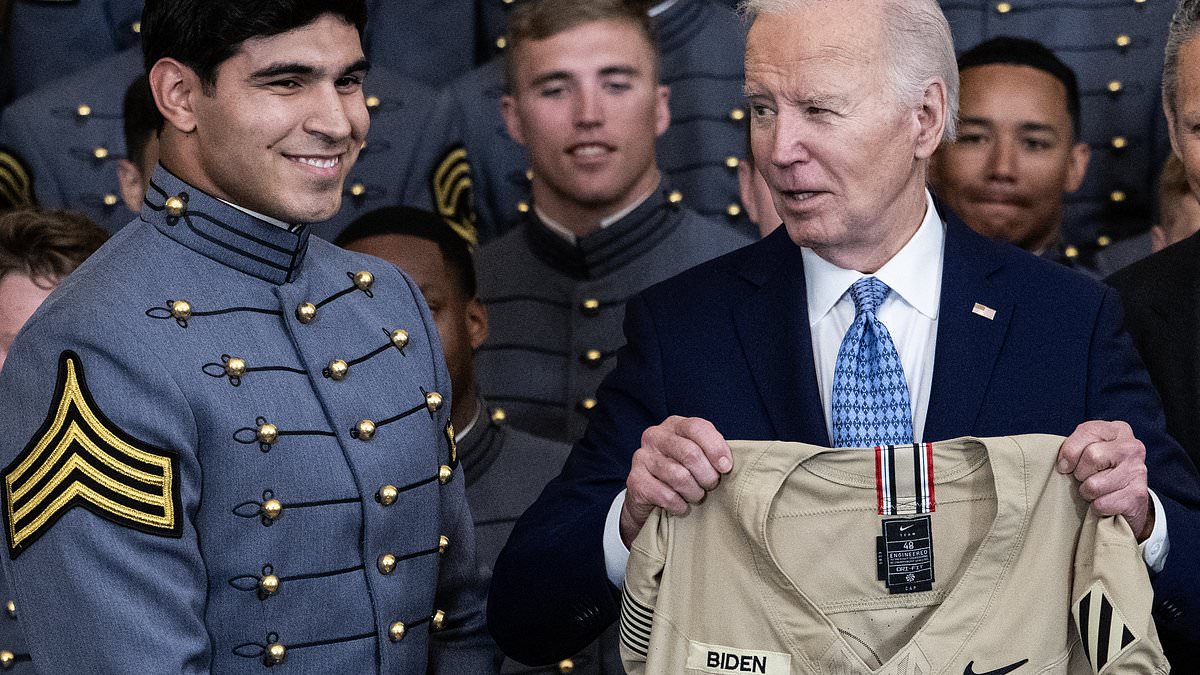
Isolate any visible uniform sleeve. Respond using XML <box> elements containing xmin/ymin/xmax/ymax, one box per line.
<box><xmin>399</xmin><ymin>85</ymin><xmax>479</xmax><ymax>247</ymax></box>
<box><xmin>1071</xmin><ymin>511</ymin><xmax>1169</xmax><ymax>673</ymax></box>
<box><xmin>620</xmin><ymin>508</ymin><xmax>669</xmax><ymax>675</ymax></box>
<box><xmin>1085</xmin><ymin>287</ymin><xmax>1200</xmax><ymax>641</ymax></box>
<box><xmin>0</xmin><ymin>308</ymin><xmax>209</xmax><ymax>672</ymax></box>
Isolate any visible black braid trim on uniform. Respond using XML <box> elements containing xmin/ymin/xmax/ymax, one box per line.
<box><xmin>350</xmin><ymin>389</ymin><xmax>439</xmax><ymax>439</ymax></box>
<box><xmin>483</xmin><ymin>395</ymin><xmax>561</xmax><ymax>409</ymax></box>
<box><xmin>322</xmin><ymin>335</ymin><xmax>405</xmax><ymax>379</ymax></box>
<box><xmin>202</xmin><ymin>355</ymin><xmax>307</xmax><ymax>387</ymax></box>
<box><xmin>232</xmin><ymin>631</ymin><xmax>375</xmax><ymax>661</ymax></box>
<box><xmin>392</xmin><ymin>538</ymin><xmax>446</xmax><ymax>565</ymax></box>
<box><xmin>227</xmin><ymin>563</ymin><xmax>365</xmax><ymax>593</ymax></box>
<box><xmin>392</xmin><ymin>470</ymin><xmax>446</xmax><ymax>494</ymax></box>
<box><xmin>475</xmin><ymin>343</ymin><xmax>568</xmax><ymax>358</ymax></box>
<box><xmin>145</xmin><ymin>303</ymin><xmax>282</xmax><ymax>328</ymax></box>
<box><xmin>479</xmin><ymin>294</ymin><xmax>571</xmax><ymax>309</ymax></box>
<box><xmin>232</xmin><ymin>489</ymin><xmax>358</xmax><ymax>526</ymax></box>
<box><xmin>234</xmin><ymin>418</ymin><xmax>337</xmax><ymax>452</ymax></box>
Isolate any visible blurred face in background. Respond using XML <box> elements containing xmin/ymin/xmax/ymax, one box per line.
<box><xmin>0</xmin><ymin>273</ymin><xmax>54</xmax><ymax>371</ymax></box>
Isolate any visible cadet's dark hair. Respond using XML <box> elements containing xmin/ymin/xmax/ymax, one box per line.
<box><xmin>0</xmin><ymin>208</ymin><xmax>109</xmax><ymax>285</ymax></box>
<box><xmin>140</xmin><ymin>0</ymin><xmax>368</xmax><ymax>90</ymax></box>
<box><xmin>503</xmin><ymin>0</ymin><xmax>659</xmax><ymax>92</ymax></box>
<box><xmin>957</xmin><ymin>36</ymin><xmax>1081</xmax><ymax>139</ymax></box>
<box><xmin>123</xmin><ymin>75</ymin><xmax>163</xmax><ymax>167</ymax></box>
<box><xmin>335</xmin><ymin>206</ymin><xmax>477</xmax><ymax>299</ymax></box>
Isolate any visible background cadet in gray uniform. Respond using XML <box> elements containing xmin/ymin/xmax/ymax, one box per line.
<box><xmin>475</xmin><ymin>0</ymin><xmax>753</xmax><ymax>443</ymax></box>
<box><xmin>938</xmin><ymin>0</ymin><xmax>1176</xmax><ymax>253</ymax></box>
<box><xmin>0</xmin><ymin>1</ymin><xmax>494</xmax><ymax>671</ymax></box>
<box><xmin>0</xmin><ymin>207</ymin><xmax>109</xmax><ymax>674</ymax></box>
<box><xmin>0</xmin><ymin>0</ymin><xmax>143</xmax><ymax>106</ymax></box>
<box><xmin>428</xmin><ymin>0</ymin><xmax>751</xmax><ymax>245</ymax></box>
<box><xmin>339</xmin><ymin>207</ymin><xmax>617</xmax><ymax>674</ymax></box>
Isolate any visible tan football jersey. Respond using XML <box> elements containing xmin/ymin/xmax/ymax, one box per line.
<box><xmin>620</xmin><ymin>435</ymin><xmax>1167</xmax><ymax>675</ymax></box>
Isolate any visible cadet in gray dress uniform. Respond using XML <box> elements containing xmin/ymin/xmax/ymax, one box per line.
<box><xmin>938</xmin><ymin>0</ymin><xmax>1175</xmax><ymax>252</ymax></box>
<box><xmin>0</xmin><ymin>2</ymin><xmax>494</xmax><ymax>672</ymax></box>
<box><xmin>430</xmin><ymin>0</ymin><xmax>750</xmax><ymax>245</ymax></box>
<box><xmin>474</xmin><ymin>0</ymin><xmax>753</xmax><ymax>443</ymax></box>
<box><xmin>338</xmin><ymin>207</ymin><xmax>613</xmax><ymax>674</ymax></box>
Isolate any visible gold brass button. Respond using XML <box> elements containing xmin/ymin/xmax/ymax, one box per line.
<box><xmin>1064</xmin><ymin>245</ymin><xmax>1080</xmax><ymax>259</ymax></box>
<box><xmin>1107</xmin><ymin>80</ymin><xmax>1123</xmax><ymax>93</ymax></box>
<box><xmin>1111</xmin><ymin>136</ymin><xmax>1128</xmax><ymax>150</ymax></box>
<box><xmin>131</xmin><ymin>20</ymin><xmax>141</xmax><ymax>33</ymax></box>
<box><xmin>724</xmin><ymin>156</ymin><xmax>740</xmax><ymax>169</ymax></box>
<box><xmin>354</xmin><ymin>270</ymin><xmax>375</xmax><ymax>291</ymax></box>
<box><xmin>1111</xmin><ymin>190</ymin><xmax>1127</xmax><ymax>203</ymax></box>
<box><xmin>378</xmin><ymin>553</ymin><xmax>397</xmax><ymax>575</ymax></box>
<box><xmin>261</xmin><ymin>499</ymin><xmax>283</xmax><ymax>521</ymax></box>
<box><xmin>559</xmin><ymin>659</ymin><xmax>575</xmax><ymax>674</ymax></box>
<box><xmin>431</xmin><ymin>609</ymin><xmax>446</xmax><ymax>631</ymax></box>
<box><xmin>583</xmin><ymin>349</ymin><xmax>603</xmax><ymax>366</ymax></box>
<box><xmin>259</xmin><ymin>574</ymin><xmax>280</xmax><ymax>596</ymax></box>
<box><xmin>225</xmin><ymin>357</ymin><xmax>247</xmax><ymax>378</ymax></box>
<box><xmin>356</xmin><ymin>419</ymin><xmax>377</xmax><ymax>441</ymax></box>
<box><xmin>517</xmin><ymin>200</ymin><xmax>530</xmax><ymax>213</ymax></box>
<box><xmin>256</xmin><ymin>423</ymin><xmax>279</xmax><ymax>445</ymax></box>
<box><xmin>389</xmin><ymin>621</ymin><xmax>406</xmax><ymax>641</ymax></box>
<box><xmin>266</xmin><ymin>642</ymin><xmax>286</xmax><ymax>665</ymax></box>
<box><xmin>103</xmin><ymin>194</ymin><xmax>119</xmax><ymax>207</ymax></box>
<box><xmin>729</xmin><ymin>108</ymin><xmax>746</xmax><ymax>122</ymax></box>
<box><xmin>438</xmin><ymin>535</ymin><xmax>450</xmax><ymax>553</ymax></box>
<box><xmin>296</xmin><ymin>302</ymin><xmax>317</xmax><ymax>324</ymax></box>
<box><xmin>390</xmin><ymin>329</ymin><xmax>410</xmax><ymax>350</ymax></box>
<box><xmin>1097</xmin><ymin>235</ymin><xmax>1113</xmax><ymax>247</ymax></box>
<box><xmin>525</xmin><ymin>168</ymin><xmax>535</xmax><ymax>181</ymax></box>
<box><xmin>4</xmin><ymin>601</ymin><xmax>14</xmax><ymax>619</ymax></box>
<box><xmin>93</xmin><ymin>147</ymin><xmax>109</xmax><ymax>160</ymax></box>
<box><xmin>350</xmin><ymin>183</ymin><xmax>366</xmax><ymax>197</ymax></box>
<box><xmin>580</xmin><ymin>298</ymin><xmax>601</xmax><ymax>316</ymax></box>
<box><xmin>425</xmin><ymin>391</ymin><xmax>444</xmax><ymax>412</ymax></box>
<box><xmin>668</xmin><ymin>190</ymin><xmax>683</xmax><ymax>204</ymax></box>
<box><xmin>727</xmin><ymin>204</ymin><xmax>743</xmax><ymax>217</ymax></box>
<box><xmin>490</xmin><ymin>408</ymin><xmax>507</xmax><ymax>425</ymax></box>
<box><xmin>504</xmin><ymin>0</ymin><xmax>515</xmax><ymax>4</ymax></box>
<box><xmin>327</xmin><ymin>359</ymin><xmax>349</xmax><ymax>381</ymax></box>
<box><xmin>366</xmin><ymin>95</ymin><xmax>381</xmax><ymax>109</ymax></box>
<box><xmin>165</xmin><ymin>196</ymin><xmax>186</xmax><ymax>217</ymax></box>
<box><xmin>579</xmin><ymin>398</ymin><xmax>598</xmax><ymax>412</ymax></box>
<box><xmin>438</xmin><ymin>465</ymin><xmax>453</xmax><ymax>484</ymax></box>
<box><xmin>995</xmin><ymin>1</ymin><xmax>1012</xmax><ymax>13</ymax></box>
<box><xmin>77</xmin><ymin>104</ymin><xmax>92</xmax><ymax>117</ymax></box>
<box><xmin>1116</xmin><ymin>34</ymin><xmax>1132</xmax><ymax>48</ymax></box>
<box><xmin>496</xmin><ymin>37</ymin><xmax>507</xmax><ymax>49</ymax></box>
<box><xmin>171</xmin><ymin>300</ymin><xmax>192</xmax><ymax>321</ymax></box>
<box><xmin>0</xmin><ymin>651</ymin><xmax>14</xmax><ymax>669</ymax></box>
<box><xmin>378</xmin><ymin>485</ymin><xmax>399</xmax><ymax>506</ymax></box>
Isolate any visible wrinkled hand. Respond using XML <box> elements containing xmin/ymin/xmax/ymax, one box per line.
<box><xmin>619</xmin><ymin>416</ymin><xmax>732</xmax><ymax>547</ymax></box>
<box><xmin>1058</xmin><ymin>420</ymin><xmax>1153</xmax><ymax>541</ymax></box>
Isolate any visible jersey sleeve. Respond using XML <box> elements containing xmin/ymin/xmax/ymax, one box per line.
<box><xmin>621</xmin><ymin>507</ymin><xmax>670</xmax><ymax>674</ymax></box>
<box><xmin>1070</xmin><ymin>510</ymin><xmax>1169</xmax><ymax>674</ymax></box>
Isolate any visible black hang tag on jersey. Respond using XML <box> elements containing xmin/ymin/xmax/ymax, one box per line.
<box><xmin>876</xmin><ymin>515</ymin><xmax>934</xmax><ymax>594</ymax></box>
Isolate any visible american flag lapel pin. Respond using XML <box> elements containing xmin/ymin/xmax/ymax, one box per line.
<box><xmin>972</xmin><ymin>303</ymin><xmax>997</xmax><ymax>320</ymax></box>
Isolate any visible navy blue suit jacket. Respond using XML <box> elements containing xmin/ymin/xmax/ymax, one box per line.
<box><xmin>488</xmin><ymin>216</ymin><xmax>1200</xmax><ymax>665</ymax></box>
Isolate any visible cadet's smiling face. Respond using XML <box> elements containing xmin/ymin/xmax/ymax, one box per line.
<box><xmin>185</xmin><ymin>14</ymin><xmax>370</xmax><ymax>223</ymax></box>
<box><xmin>501</xmin><ymin>19</ymin><xmax>670</xmax><ymax>219</ymax></box>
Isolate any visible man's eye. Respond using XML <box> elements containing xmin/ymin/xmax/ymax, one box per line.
<box><xmin>270</xmin><ymin>80</ymin><xmax>301</xmax><ymax>89</ymax></box>
<box><xmin>539</xmin><ymin>86</ymin><xmax>565</xmax><ymax>98</ymax></box>
<box><xmin>750</xmin><ymin>105</ymin><xmax>774</xmax><ymax>118</ymax></box>
<box><xmin>806</xmin><ymin>106</ymin><xmax>829</xmax><ymax>116</ymax></box>
<box><xmin>956</xmin><ymin>134</ymin><xmax>985</xmax><ymax>144</ymax></box>
<box><xmin>604</xmin><ymin>81</ymin><xmax>632</xmax><ymax>93</ymax></box>
<box><xmin>336</xmin><ymin>75</ymin><xmax>363</xmax><ymax>88</ymax></box>
<box><xmin>1023</xmin><ymin>139</ymin><xmax>1051</xmax><ymax>151</ymax></box>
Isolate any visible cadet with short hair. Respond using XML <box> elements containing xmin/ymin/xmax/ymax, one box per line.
<box><xmin>0</xmin><ymin>1</ymin><xmax>494</xmax><ymax>672</ymax></box>
<box><xmin>476</xmin><ymin>0</ymin><xmax>752</xmax><ymax>443</ymax></box>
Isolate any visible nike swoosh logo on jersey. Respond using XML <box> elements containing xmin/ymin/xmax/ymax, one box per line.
<box><xmin>899</xmin><ymin>524</ymin><xmax>915</xmax><ymax>531</ymax></box>
<box><xmin>963</xmin><ymin>659</ymin><xmax>1028</xmax><ymax>675</ymax></box>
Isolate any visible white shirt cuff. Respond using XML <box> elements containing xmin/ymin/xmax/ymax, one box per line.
<box><xmin>604</xmin><ymin>489</ymin><xmax>631</xmax><ymax>588</ymax></box>
<box><xmin>1139</xmin><ymin>489</ymin><xmax>1169</xmax><ymax>574</ymax></box>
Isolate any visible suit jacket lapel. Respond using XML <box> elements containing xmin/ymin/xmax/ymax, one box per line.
<box><xmin>732</xmin><ymin>229</ymin><xmax>830</xmax><ymax>445</ymax></box>
<box><xmin>924</xmin><ymin>216</ymin><xmax>1014</xmax><ymax>442</ymax></box>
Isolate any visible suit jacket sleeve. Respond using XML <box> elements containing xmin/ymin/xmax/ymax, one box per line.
<box><xmin>1087</xmin><ymin>287</ymin><xmax>1200</xmax><ymax>642</ymax></box>
<box><xmin>0</xmin><ymin>308</ymin><xmax>210</xmax><ymax>673</ymax></box>
<box><xmin>488</xmin><ymin>294</ymin><xmax>669</xmax><ymax>665</ymax></box>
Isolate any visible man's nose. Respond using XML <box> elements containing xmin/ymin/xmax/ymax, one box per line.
<box><xmin>986</xmin><ymin>138</ymin><xmax>1018</xmax><ymax>181</ymax></box>
<box><xmin>768</xmin><ymin>111</ymin><xmax>813</xmax><ymax>167</ymax></box>
<box><xmin>574</xmin><ymin>85</ymin><xmax>604</xmax><ymax>129</ymax></box>
<box><xmin>304</xmin><ymin>85</ymin><xmax>357</xmax><ymax>143</ymax></box>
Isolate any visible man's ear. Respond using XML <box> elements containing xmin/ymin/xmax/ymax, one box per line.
<box><xmin>654</xmin><ymin>85</ymin><xmax>671</xmax><ymax>138</ymax></box>
<box><xmin>914</xmin><ymin>80</ymin><xmax>949</xmax><ymax>160</ymax></box>
<box><xmin>500</xmin><ymin>95</ymin><xmax>526</xmax><ymax>146</ymax></box>
<box><xmin>466</xmin><ymin>297</ymin><xmax>489</xmax><ymax>351</ymax></box>
<box><xmin>1166</xmin><ymin>93</ymin><xmax>1181</xmax><ymax>159</ymax></box>
<box><xmin>116</xmin><ymin>159</ymin><xmax>145</xmax><ymax>212</ymax></box>
<box><xmin>1064</xmin><ymin>142</ymin><xmax>1091</xmax><ymax>194</ymax></box>
<box><xmin>148</xmin><ymin>58</ymin><xmax>201</xmax><ymax>134</ymax></box>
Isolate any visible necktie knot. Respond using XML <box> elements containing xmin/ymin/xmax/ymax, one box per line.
<box><xmin>849</xmin><ymin>276</ymin><xmax>889</xmax><ymax>316</ymax></box>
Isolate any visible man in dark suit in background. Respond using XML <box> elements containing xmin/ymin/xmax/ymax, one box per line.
<box><xmin>489</xmin><ymin>0</ymin><xmax>1200</xmax><ymax>668</ymax></box>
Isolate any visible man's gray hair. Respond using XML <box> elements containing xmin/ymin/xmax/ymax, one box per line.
<box><xmin>738</xmin><ymin>0</ymin><xmax>959</xmax><ymax>141</ymax></box>
<box><xmin>1164</xmin><ymin>0</ymin><xmax>1200</xmax><ymax>116</ymax></box>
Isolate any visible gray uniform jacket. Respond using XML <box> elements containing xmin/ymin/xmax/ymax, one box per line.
<box><xmin>0</xmin><ymin>166</ymin><xmax>495</xmax><ymax>673</ymax></box>
<box><xmin>457</xmin><ymin>402</ymin><xmax>617</xmax><ymax>674</ymax></box>
<box><xmin>476</xmin><ymin>182</ymin><xmax>753</xmax><ymax>442</ymax></box>
<box><xmin>939</xmin><ymin>0</ymin><xmax>1175</xmax><ymax>248</ymax></box>
<box><xmin>429</xmin><ymin>0</ymin><xmax>752</xmax><ymax>244</ymax></box>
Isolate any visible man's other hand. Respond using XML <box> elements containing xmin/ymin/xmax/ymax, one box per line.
<box><xmin>1058</xmin><ymin>420</ymin><xmax>1153</xmax><ymax>541</ymax></box>
<box><xmin>619</xmin><ymin>416</ymin><xmax>732</xmax><ymax>547</ymax></box>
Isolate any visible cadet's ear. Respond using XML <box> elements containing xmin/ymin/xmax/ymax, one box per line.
<box><xmin>149</xmin><ymin>58</ymin><xmax>200</xmax><ymax>135</ymax></box>
<box><xmin>500</xmin><ymin>95</ymin><xmax>526</xmax><ymax>147</ymax></box>
<box><xmin>116</xmin><ymin>159</ymin><xmax>145</xmax><ymax>213</ymax></box>
<box><xmin>655</xmin><ymin>85</ymin><xmax>671</xmax><ymax>138</ymax></box>
<box><xmin>466</xmin><ymin>297</ymin><xmax>489</xmax><ymax>351</ymax></box>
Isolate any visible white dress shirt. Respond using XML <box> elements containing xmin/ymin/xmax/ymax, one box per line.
<box><xmin>603</xmin><ymin>191</ymin><xmax>1167</xmax><ymax>586</ymax></box>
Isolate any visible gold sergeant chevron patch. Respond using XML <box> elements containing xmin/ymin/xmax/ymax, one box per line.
<box><xmin>431</xmin><ymin>144</ymin><xmax>478</xmax><ymax>247</ymax></box>
<box><xmin>3</xmin><ymin>351</ymin><xmax>182</xmax><ymax>558</ymax></box>
<box><xmin>1073</xmin><ymin>580</ymin><xmax>1139</xmax><ymax>673</ymax></box>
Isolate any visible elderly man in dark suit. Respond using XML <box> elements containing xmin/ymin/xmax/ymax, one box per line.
<box><xmin>489</xmin><ymin>0</ymin><xmax>1200</xmax><ymax>668</ymax></box>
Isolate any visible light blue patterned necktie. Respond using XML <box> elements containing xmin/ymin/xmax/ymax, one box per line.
<box><xmin>830</xmin><ymin>276</ymin><xmax>914</xmax><ymax>447</ymax></box>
